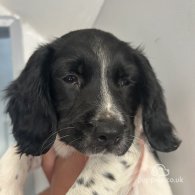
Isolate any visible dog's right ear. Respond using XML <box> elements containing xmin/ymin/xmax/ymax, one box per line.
<box><xmin>5</xmin><ymin>45</ymin><xmax>57</xmax><ymax>156</ymax></box>
<box><xmin>133</xmin><ymin>49</ymin><xmax>181</xmax><ymax>152</ymax></box>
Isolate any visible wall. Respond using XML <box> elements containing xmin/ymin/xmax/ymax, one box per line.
<box><xmin>0</xmin><ymin>0</ymin><xmax>104</xmax><ymax>39</ymax></box>
<box><xmin>0</xmin><ymin>34</ymin><xmax>12</xmax><ymax>156</ymax></box>
<box><xmin>94</xmin><ymin>0</ymin><xmax>195</xmax><ymax>194</ymax></box>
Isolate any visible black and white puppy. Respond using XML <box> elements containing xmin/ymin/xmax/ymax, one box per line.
<box><xmin>0</xmin><ymin>29</ymin><xmax>180</xmax><ymax>195</ymax></box>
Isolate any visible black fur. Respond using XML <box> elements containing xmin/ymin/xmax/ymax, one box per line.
<box><xmin>133</xmin><ymin>51</ymin><xmax>181</xmax><ymax>152</ymax></box>
<box><xmin>5</xmin><ymin>29</ymin><xmax>180</xmax><ymax>156</ymax></box>
<box><xmin>6</xmin><ymin>46</ymin><xmax>57</xmax><ymax>155</ymax></box>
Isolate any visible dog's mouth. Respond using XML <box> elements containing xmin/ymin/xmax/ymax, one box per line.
<box><xmin>57</xmin><ymin>126</ymin><xmax>134</xmax><ymax>156</ymax></box>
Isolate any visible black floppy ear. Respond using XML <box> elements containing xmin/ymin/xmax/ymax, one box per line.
<box><xmin>134</xmin><ymin>49</ymin><xmax>181</xmax><ymax>152</ymax></box>
<box><xmin>5</xmin><ymin>45</ymin><xmax>57</xmax><ymax>156</ymax></box>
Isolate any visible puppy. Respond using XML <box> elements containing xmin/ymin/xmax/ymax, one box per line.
<box><xmin>0</xmin><ymin>29</ymin><xmax>180</xmax><ymax>195</ymax></box>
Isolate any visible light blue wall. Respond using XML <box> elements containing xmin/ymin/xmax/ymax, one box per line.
<box><xmin>0</xmin><ymin>36</ymin><xmax>13</xmax><ymax>156</ymax></box>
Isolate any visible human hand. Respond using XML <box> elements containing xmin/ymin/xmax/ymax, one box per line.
<box><xmin>40</xmin><ymin>148</ymin><xmax>88</xmax><ymax>195</ymax></box>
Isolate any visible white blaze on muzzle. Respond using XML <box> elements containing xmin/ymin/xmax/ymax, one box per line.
<box><xmin>94</xmin><ymin>44</ymin><xmax>124</xmax><ymax>123</ymax></box>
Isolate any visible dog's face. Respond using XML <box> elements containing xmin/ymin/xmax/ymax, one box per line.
<box><xmin>51</xmin><ymin>31</ymin><xmax>140</xmax><ymax>155</ymax></box>
<box><xmin>6</xmin><ymin>29</ymin><xmax>180</xmax><ymax>156</ymax></box>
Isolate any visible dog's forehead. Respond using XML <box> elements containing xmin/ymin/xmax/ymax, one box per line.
<box><xmin>53</xmin><ymin>30</ymin><xmax>139</xmax><ymax>85</ymax></box>
<box><xmin>56</xmin><ymin>29</ymin><xmax>124</xmax><ymax>56</ymax></box>
<box><xmin>53</xmin><ymin>33</ymin><xmax>130</xmax><ymax>75</ymax></box>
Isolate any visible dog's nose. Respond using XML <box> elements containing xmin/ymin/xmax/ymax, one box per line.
<box><xmin>93</xmin><ymin>120</ymin><xmax>123</xmax><ymax>145</ymax></box>
<box><xmin>95</xmin><ymin>129</ymin><xmax>121</xmax><ymax>145</ymax></box>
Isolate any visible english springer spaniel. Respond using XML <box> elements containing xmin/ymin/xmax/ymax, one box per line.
<box><xmin>0</xmin><ymin>29</ymin><xmax>180</xmax><ymax>195</ymax></box>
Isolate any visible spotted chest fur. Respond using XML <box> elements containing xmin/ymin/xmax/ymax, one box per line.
<box><xmin>66</xmin><ymin>141</ymin><xmax>142</xmax><ymax>195</ymax></box>
<box><xmin>0</xmin><ymin>137</ymin><xmax>173</xmax><ymax>195</ymax></box>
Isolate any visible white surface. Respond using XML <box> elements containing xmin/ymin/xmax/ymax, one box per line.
<box><xmin>94</xmin><ymin>0</ymin><xmax>195</xmax><ymax>194</ymax></box>
<box><xmin>0</xmin><ymin>0</ymin><xmax>104</xmax><ymax>39</ymax></box>
<box><xmin>0</xmin><ymin>6</ymin><xmax>45</xmax><ymax>64</ymax></box>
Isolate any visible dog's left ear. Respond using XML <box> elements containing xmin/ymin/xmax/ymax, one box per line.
<box><xmin>133</xmin><ymin>49</ymin><xmax>181</xmax><ymax>152</ymax></box>
<box><xmin>5</xmin><ymin>45</ymin><xmax>57</xmax><ymax>156</ymax></box>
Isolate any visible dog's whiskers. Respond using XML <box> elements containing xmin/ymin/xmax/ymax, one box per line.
<box><xmin>40</xmin><ymin>138</ymin><xmax>56</xmax><ymax>154</ymax></box>
<box><xmin>40</xmin><ymin>130</ymin><xmax>57</xmax><ymax>154</ymax></box>
<box><xmin>40</xmin><ymin>127</ymin><xmax>74</xmax><ymax>154</ymax></box>
<box><xmin>68</xmin><ymin>137</ymin><xmax>82</xmax><ymax>145</ymax></box>
<box><xmin>57</xmin><ymin>126</ymin><xmax>75</xmax><ymax>132</ymax></box>
<box><xmin>124</xmin><ymin>136</ymin><xmax>145</xmax><ymax>161</ymax></box>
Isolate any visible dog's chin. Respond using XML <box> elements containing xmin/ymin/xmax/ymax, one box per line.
<box><xmin>61</xmin><ymin>138</ymin><xmax>133</xmax><ymax>156</ymax></box>
<box><xmin>58</xmin><ymin>127</ymin><xmax>134</xmax><ymax>156</ymax></box>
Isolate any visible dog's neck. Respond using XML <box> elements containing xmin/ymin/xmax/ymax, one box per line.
<box><xmin>117</xmin><ymin>108</ymin><xmax>146</xmax><ymax>194</ymax></box>
<box><xmin>128</xmin><ymin>138</ymin><xmax>145</xmax><ymax>194</ymax></box>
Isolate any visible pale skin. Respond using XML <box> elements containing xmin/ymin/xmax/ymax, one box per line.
<box><xmin>39</xmin><ymin>149</ymin><xmax>88</xmax><ymax>195</ymax></box>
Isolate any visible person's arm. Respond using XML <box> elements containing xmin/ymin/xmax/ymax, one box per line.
<box><xmin>40</xmin><ymin>150</ymin><xmax>88</xmax><ymax>195</ymax></box>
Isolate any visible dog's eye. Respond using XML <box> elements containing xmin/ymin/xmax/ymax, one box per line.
<box><xmin>63</xmin><ymin>74</ymin><xmax>79</xmax><ymax>85</ymax></box>
<box><xmin>118</xmin><ymin>78</ymin><xmax>131</xmax><ymax>87</ymax></box>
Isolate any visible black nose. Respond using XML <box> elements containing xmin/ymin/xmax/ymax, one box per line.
<box><xmin>93</xmin><ymin>120</ymin><xmax>124</xmax><ymax>145</ymax></box>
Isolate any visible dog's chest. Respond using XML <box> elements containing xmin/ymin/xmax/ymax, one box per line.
<box><xmin>54</xmin><ymin>138</ymin><xmax>143</xmax><ymax>195</ymax></box>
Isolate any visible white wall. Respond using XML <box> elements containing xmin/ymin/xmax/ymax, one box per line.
<box><xmin>0</xmin><ymin>0</ymin><xmax>104</xmax><ymax>39</ymax></box>
<box><xmin>94</xmin><ymin>0</ymin><xmax>195</xmax><ymax>194</ymax></box>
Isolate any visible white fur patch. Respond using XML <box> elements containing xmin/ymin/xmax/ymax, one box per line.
<box><xmin>0</xmin><ymin>147</ymin><xmax>41</xmax><ymax>195</ymax></box>
<box><xmin>54</xmin><ymin>135</ymin><xmax>75</xmax><ymax>158</ymax></box>
<box><xmin>94</xmin><ymin>43</ymin><xmax>124</xmax><ymax>123</ymax></box>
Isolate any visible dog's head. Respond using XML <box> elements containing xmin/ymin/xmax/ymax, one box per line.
<box><xmin>5</xmin><ymin>29</ymin><xmax>180</xmax><ymax>156</ymax></box>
